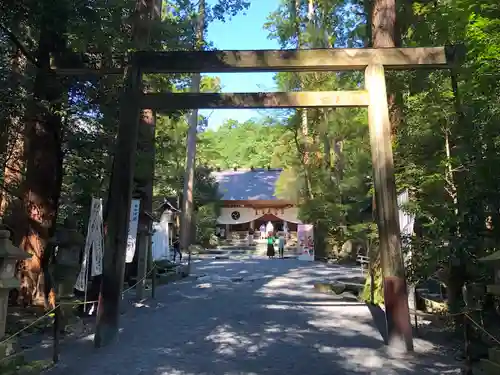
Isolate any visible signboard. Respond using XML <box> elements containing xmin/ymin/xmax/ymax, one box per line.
<box><xmin>125</xmin><ymin>199</ymin><xmax>141</xmax><ymax>263</ymax></box>
<box><xmin>75</xmin><ymin>198</ymin><xmax>104</xmax><ymax>292</ymax></box>
<box><xmin>297</xmin><ymin>224</ymin><xmax>314</xmax><ymax>261</ymax></box>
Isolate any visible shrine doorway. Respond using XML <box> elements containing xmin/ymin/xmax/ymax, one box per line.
<box><xmin>254</xmin><ymin>213</ymin><xmax>298</xmax><ymax>232</ymax></box>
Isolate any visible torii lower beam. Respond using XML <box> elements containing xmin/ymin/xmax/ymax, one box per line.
<box><xmin>141</xmin><ymin>91</ymin><xmax>369</xmax><ymax>109</ymax></box>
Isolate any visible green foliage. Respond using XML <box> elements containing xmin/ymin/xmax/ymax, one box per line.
<box><xmin>361</xmin><ymin>268</ymin><xmax>384</xmax><ymax>306</ymax></box>
<box><xmin>195</xmin><ymin>203</ymin><xmax>220</xmax><ymax>248</ymax></box>
<box><xmin>262</xmin><ymin>0</ymin><xmax>500</xmax><ymax>295</ymax></box>
<box><xmin>197</xmin><ymin>117</ymin><xmax>292</xmax><ymax>169</ymax></box>
<box><xmin>0</xmin><ymin>0</ymin><xmax>249</xmax><ymax>237</ymax></box>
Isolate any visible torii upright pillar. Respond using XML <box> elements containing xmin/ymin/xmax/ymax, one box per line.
<box><xmin>365</xmin><ymin>64</ymin><xmax>414</xmax><ymax>351</ymax></box>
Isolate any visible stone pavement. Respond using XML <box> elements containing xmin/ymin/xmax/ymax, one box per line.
<box><xmin>45</xmin><ymin>258</ymin><xmax>461</xmax><ymax>375</ymax></box>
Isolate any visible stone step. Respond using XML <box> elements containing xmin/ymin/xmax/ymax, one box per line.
<box><xmin>488</xmin><ymin>347</ymin><xmax>500</xmax><ymax>365</ymax></box>
<box><xmin>475</xmin><ymin>358</ymin><xmax>500</xmax><ymax>375</ymax></box>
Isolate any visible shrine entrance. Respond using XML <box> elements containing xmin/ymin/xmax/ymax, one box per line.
<box><xmin>254</xmin><ymin>214</ymin><xmax>297</xmax><ymax>233</ymax></box>
<box><xmin>58</xmin><ymin>45</ymin><xmax>462</xmax><ymax>349</ymax></box>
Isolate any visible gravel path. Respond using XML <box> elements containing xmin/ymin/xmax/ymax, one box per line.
<box><xmin>46</xmin><ymin>257</ymin><xmax>461</xmax><ymax>375</ymax></box>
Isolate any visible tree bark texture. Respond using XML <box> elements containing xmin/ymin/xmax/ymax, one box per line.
<box><xmin>366</xmin><ymin>64</ymin><xmax>413</xmax><ymax>351</ymax></box>
<box><xmin>180</xmin><ymin>0</ymin><xmax>205</xmax><ymax>253</ymax></box>
<box><xmin>130</xmin><ymin>0</ymin><xmax>161</xmax><ymax>299</ymax></box>
<box><xmin>16</xmin><ymin>7</ymin><xmax>67</xmax><ymax>307</ymax></box>
<box><xmin>371</xmin><ymin>0</ymin><xmax>403</xmax><ymax>135</ymax></box>
<box><xmin>0</xmin><ymin>41</ymin><xmax>26</xmax><ymax>218</ymax></box>
<box><xmin>370</xmin><ymin>1</ymin><xmax>413</xmax><ymax>350</ymax></box>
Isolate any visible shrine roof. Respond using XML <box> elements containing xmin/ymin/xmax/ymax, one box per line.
<box><xmin>212</xmin><ymin>168</ymin><xmax>282</xmax><ymax>201</ymax></box>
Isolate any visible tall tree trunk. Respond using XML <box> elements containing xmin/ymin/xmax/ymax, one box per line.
<box><xmin>319</xmin><ymin>7</ymin><xmax>332</xmax><ymax>173</ymax></box>
<box><xmin>446</xmin><ymin>65</ymin><xmax>469</xmax><ymax>332</ymax></box>
<box><xmin>322</xmin><ymin>113</ymin><xmax>331</xmax><ymax>170</ymax></box>
<box><xmin>180</xmin><ymin>0</ymin><xmax>205</xmax><ymax>254</ymax></box>
<box><xmin>293</xmin><ymin>0</ymin><xmax>313</xmax><ymax>199</ymax></box>
<box><xmin>333</xmin><ymin>138</ymin><xmax>344</xmax><ymax>182</ymax></box>
<box><xmin>364</xmin><ymin>0</ymin><xmax>373</xmax><ymax>47</ymax></box>
<box><xmin>370</xmin><ymin>0</ymin><xmax>413</xmax><ymax>350</ymax></box>
<box><xmin>372</xmin><ymin>0</ymin><xmax>404</xmax><ymax>134</ymax></box>
<box><xmin>17</xmin><ymin>4</ymin><xmax>68</xmax><ymax>307</ymax></box>
<box><xmin>130</xmin><ymin>0</ymin><xmax>162</xmax><ymax>299</ymax></box>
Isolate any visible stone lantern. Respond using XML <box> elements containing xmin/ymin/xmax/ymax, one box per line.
<box><xmin>49</xmin><ymin>217</ymin><xmax>83</xmax><ymax>300</ymax></box>
<box><xmin>479</xmin><ymin>250</ymin><xmax>500</xmax><ymax>296</ymax></box>
<box><xmin>0</xmin><ymin>228</ymin><xmax>29</xmax><ymax>340</ymax></box>
<box><xmin>47</xmin><ymin>217</ymin><xmax>84</xmax><ymax>329</ymax></box>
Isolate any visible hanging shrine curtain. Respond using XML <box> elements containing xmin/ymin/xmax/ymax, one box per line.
<box><xmin>217</xmin><ymin>206</ymin><xmax>302</xmax><ymax>225</ymax></box>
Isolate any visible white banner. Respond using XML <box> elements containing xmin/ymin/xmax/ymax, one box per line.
<box><xmin>397</xmin><ymin>189</ymin><xmax>415</xmax><ymax>265</ymax></box>
<box><xmin>125</xmin><ymin>199</ymin><xmax>141</xmax><ymax>263</ymax></box>
<box><xmin>75</xmin><ymin>198</ymin><xmax>104</xmax><ymax>292</ymax></box>
<box><xmin>152</xmin><ymin>220</ymin><xmax>171</xmax><ymax>261</ymax></box>
<box><xmin>398</xmin><ymin>189</ymin><xmax>414</xmax><ymax>236</ymax></box>
<box><xmin>91</xmin><ymin>199</ymin><xmax>104</xmax><ymax>276</ymax></box>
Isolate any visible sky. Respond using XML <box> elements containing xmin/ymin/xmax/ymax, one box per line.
<box><xmin>199</xmin><ymin>0</ymin><xmax>281</xmax><ymax>129</ymax></box>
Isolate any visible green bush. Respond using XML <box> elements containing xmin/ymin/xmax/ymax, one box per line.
<box><xmin>360</xmin><ymin>268</ymin><xmax>384</xmax><ymax>305</ymax></box>
<box><xmin>195</xmin><ymin>204</ymin><xmax>219</xmax><ymax>248</ymax></box>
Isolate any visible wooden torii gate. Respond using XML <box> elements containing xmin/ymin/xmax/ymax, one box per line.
<box><xmin>67</xmin><ymin>46</ymin><xmax>459</xmax><ymax>347</ymax></box>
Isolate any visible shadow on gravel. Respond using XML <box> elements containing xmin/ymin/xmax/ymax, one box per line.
<box><xmin>366</xmin><ymin>303</ymin><xmax>389</xmax><ymax>343</ymax></box>
<box><xmin>43</xmin><ymin>260</ymin><xmax>461</xmax><ymax>375</ymax></box>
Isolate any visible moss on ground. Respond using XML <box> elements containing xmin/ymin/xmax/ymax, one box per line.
<box><xmin>1</xmin><ymin>358</ymin><xmax>52</xmax><ymax>375</ymax></box>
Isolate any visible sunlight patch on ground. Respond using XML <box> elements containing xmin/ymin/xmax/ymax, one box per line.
<box><xmin>337</xmin><ymin>347</ymin><xmax>410</xmax><ymax>374</ymax></box>
<box><xmin>156</xmin><ymin>368</ymin><xmax>196</xmax><ymax>375</ymax></box>
<box><xmin>204</xmin><ymin>324</ymin><xmax>275</xmax><ymax>356</ymax></box>
<box><xmin>157</xmin><ymin>369</ymin><xmax>259</xmax><ymax>375</ymax></box>
<box><xmin>262</xmin><ymin>303</ymin><xmax>302</xmax><ymax>311</ymax></box>
<box><xmin>196</xmin><ymin>283</ymin><xmax>212</xmax><ymax>288</ymax></box>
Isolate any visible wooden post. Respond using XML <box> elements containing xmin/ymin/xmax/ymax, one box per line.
<box><xmin>94</xmin><ymin>63</ymin><xmax>142</xmax><ymax>347</ymax></box>
<box><xmin>365</xmin><ymin>64</ymin><xmax>414</xmax><ymax>351</ymax></box>
<box><xmin>180</xmin><ymin>0</ymin><xmax>205</xmax><ymax>267</ymax></box>
<box><xmin>133</xmin><ymin>0</ymin><xmax>161</xmax><ymax>301</ymax></box>
<box><xmin>128</xmin><ymin>0</ymin><xmax>158</xmax><ymax>300</ymax></box>
<box><xmin>52</xmin><ymin>304</ymin><xmax>60</xmax><ymax>363</ymax></box>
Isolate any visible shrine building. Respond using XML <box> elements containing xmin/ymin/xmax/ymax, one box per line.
<box><xmin>212</xmin><ymin>168</ymin><xmax>301</xmax><ymax>237</ymax></box>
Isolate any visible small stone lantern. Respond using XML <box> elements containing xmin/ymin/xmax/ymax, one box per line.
<box><xmin>47</xmin><ymin>217</ymin><xmax>84</xmax><ymax>329</ymax></box>
<box><xmin>479</xmin><ymin>250</ymin><xmax>500</xmax><ymax>296</ymax></box>
<box><xmin>49</xmin><ymin>217</ymin><xmax>83</xmax><ymax>300</ymax></box>
<box><xmin>0</xmin><ymin>228</ymin><xmax>29</xmax><ymax>340</ymax></box>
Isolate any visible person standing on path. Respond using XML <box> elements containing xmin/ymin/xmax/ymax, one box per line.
<box><xmin>278</xmin><ymin>234</ymin><xmax>285</xmax><ymax>258</ymax></box>
<box><xmin>260</xmin><ymin>223</ymin><xmax>266</xmax><ymax>239</ymax></box>
<box><xmin>172</xmin><ymin>235</ymin><xmax>182</xmax><ymax>263</ymax></box>
<box><xmin>266</xmin><ymin>221</ymin><xmax>274</xmax><ymax>235</ymax></box>
<box><xmin>267</xmin><ymin>233</ymin><xmax>276</xmax><ymax>259</ymax></box>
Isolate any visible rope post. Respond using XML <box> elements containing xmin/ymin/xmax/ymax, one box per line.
<box><xmin>369</xmin><ymin>268</ymin><xmax>375</xmax><ymax>305</ymax></box>
<box><xmin>463</xmin><ymin>313</ymin><xmax>472</xmax><ymax>375</ymax></box>
<box><xmin>151</xmin><ymin>264</ymin><xmax>157</xmax><ymax>299</ymax></box>
<box><xmin>413</xmin><ymin>287</ymin><xmax>419</xmax><ymax>336</ymax></box>
<box><xmin>53</xmin><ymin>305</ymin><xmax>60</xmax><ymax>364</ymax></box>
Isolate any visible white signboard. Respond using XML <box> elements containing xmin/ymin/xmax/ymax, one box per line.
<box><xmin>75</xmin><ymin>198</ymin><xmax>104</xmax><ymax>292</ymax></box>
<box><xmin>125</xmin><ymin>199</ymin><xmax>141</xmax><ymax>263</ymax></box>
